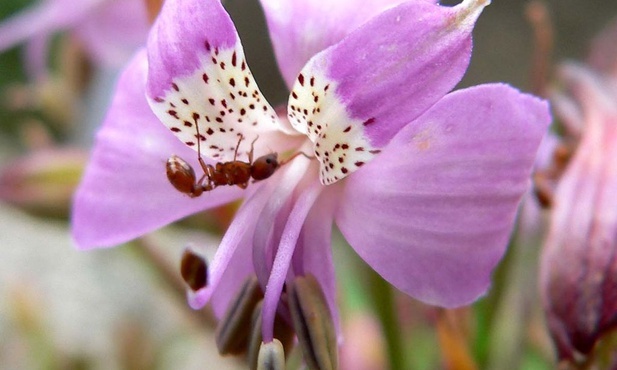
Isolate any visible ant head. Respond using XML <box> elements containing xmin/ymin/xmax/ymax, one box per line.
<box><xmin>251</xmin><ymin>153</ymin><xmax>279</xmax><ymax>180</ymax></box>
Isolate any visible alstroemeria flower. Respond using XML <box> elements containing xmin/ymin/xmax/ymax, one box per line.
<box><xmin>540</xmin><ymin>60</ymin><xmax>617</xmax><ymax>362</ymax></box>
<box><xmin>0</xmin><ymin>0</ymin><xmax>148</xmax><ymax>78</ymax></box>
<box><xmin>72</xmin><ymin>0</ymin><xmax>550</xmax><ymax>347</ymax></box>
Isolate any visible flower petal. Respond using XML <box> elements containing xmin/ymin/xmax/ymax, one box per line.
<box><xmin>336</xmin><ymin>84</ymin><xmax>551</xmax><ymax>307</ymax></box>
<box><xmin>73</xmin><ymin>0</ymin><xmax>149</xmax><ymax>68</ymax></box>
<box><xmin>261</xmin><ymin>181</ymin><xmax>324</xmax><ymax>342</ymax></box>
<box><xmin>259</xmin><ymin>0</ymin><xmax>432</xmax><ymax>88</ymax></box>
<box><xmin>146</xmin><ymin>0</ymin><xmax>294</xmax><ymax>162</ymax></box>
<box><xmin>0</xmin><ymin>0</ymin><xmax>102</xmax><ymax>52</ymax></box>
<box><xmin>292</xmin><ymin>185</ymin><xmax>341</xmax><ymax>340</ymax></box>
<box><xmin>71</xmin><ymin>51</ymin><xmax>242</xmax><ymax>249</ymax></box>
<box><xmin>287</xmin><ymin>0</ymin><xmax>489</xmax><ymax>184</ymax></box>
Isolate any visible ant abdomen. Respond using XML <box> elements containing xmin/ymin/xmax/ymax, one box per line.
<box><xmin>166</xmin><ymin>155</ymin><xmax>203</xmax><ymax>197</ymax></box>
<box><xmin>250</xmin><ymin>153</ymin><xmax>279</xmax><ymax>181</ymax></box>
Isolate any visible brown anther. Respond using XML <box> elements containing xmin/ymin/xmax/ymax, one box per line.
<box><xmin>179</xmin><ymin>248</ymin><xmax>208</xmax><ymax>291</ymax></box>
<box><xmin>288</xmin><ymin>275</ymin><xmax>338</xmax><ymax>370</ymax></box>
<box><xmin>215</xmin><ymin>276</ymin><xmax>264</xmax><ymax>355</ymax></box>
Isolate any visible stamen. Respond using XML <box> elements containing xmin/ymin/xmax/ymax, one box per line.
<box><xmin>248</xmin><ymin>302</ymin><xmax>295</xmax><ymax>370</ymax></box>
<box><xmin>288</xmin><ymin>275</ymin><xmax>338</xmax><ymax>370</ymax></box>
<box><xmin>179</xmin><ymin>248</ymin><xmax>208</xmax><ymax>291</ymax></box>
<box><xmin>215</xmin><ymin>276</ymin><xmax>264</xmax><ymax>355</ymax></box>
<box><xmin>256</xmin><ymin>339</ymin><xmax>286</xmax><ymax>370</ymax></box>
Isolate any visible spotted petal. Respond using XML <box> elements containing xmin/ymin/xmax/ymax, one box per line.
<box><xmin>336</xmin><ymin>84</ymin><xmax>551</xmax><ymax>307</ymax></box>
<box><xmin>72</xmin><ymin>51</ymin><xmax>243</xmax><ymax>249</ymax></box>
<box><xmin>288</xmin><ymin>0</ymin><xmax>489</xmax><ymax>185</ymax></box>
<box><xmin>146</xmin><ymin>0</ymin><xmax>295</xmax><ymax>162</ymax></box>
<box><xmin>259</xmin><ymin>0</ymin><xmax>432</xmax><ymax>88</ymax></box>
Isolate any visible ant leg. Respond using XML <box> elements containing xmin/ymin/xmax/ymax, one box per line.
<box><xmin>279</xmin><ymin>151</ymin><xmax>313</xmax><ymax>167</ymax></box>
<box><xmin>233</xmin><ymin>134</ymin><xmax>245</xmax><ymax>161</ymax></box>
<box><xmin>248</xmin><ymin>135</ymin><xmax>259</xmax><ymax>163</ymax></box>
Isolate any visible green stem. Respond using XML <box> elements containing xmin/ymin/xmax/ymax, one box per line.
<box><xmin>365</xmin><ymin>267</ymin><xmax>407</xmax><ymax>370</ymax></box>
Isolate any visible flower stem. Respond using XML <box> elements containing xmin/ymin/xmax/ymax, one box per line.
<box><xmin>365</xmin><ymin>267</ymin><xmax>407</xmax><ymax>370</ymax></box>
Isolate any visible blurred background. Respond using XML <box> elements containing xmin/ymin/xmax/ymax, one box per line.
<box><xmin>0</xmin><ymin>0</ymin><xmax>616</xmax><ymax>369</ymax></box>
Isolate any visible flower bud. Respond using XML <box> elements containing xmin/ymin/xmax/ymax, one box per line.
<box><xmin>288</xmin><ymin>275</ymin><xmax>338</xmax><ymax>370</ymax></box>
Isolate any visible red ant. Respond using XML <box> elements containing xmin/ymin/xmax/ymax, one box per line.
<box><xmin>166</xmin><ymin>134</ymin><xmax>309</xmax><ymax>197</ymax></box>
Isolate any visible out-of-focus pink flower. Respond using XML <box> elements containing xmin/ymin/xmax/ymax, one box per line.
<box><xmin>540</xmin><ymin>61</ymin><xmax>617</xmax><ymax>361</ymax></box>
<box><xmin>0</xmin><ymin>0</ymin><xmax>149</xmax><ymax>78</ymax></box>
<box><xmin>72</xmin><ymin>0</ymin><xmax>550</xmax><ymax>352</ymax></box>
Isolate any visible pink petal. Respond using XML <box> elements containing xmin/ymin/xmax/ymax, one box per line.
<box><xmin>73</xmin><ymin>0</ymin><xmax>149</xmax><ymax>68</ymax></box>
<box><xmin>336</xmin><ymin>84</ymin><xmax>551</xmax><ymax>307</ymax></box>
<box><xmin>291</xmin><ymin>184</ymin><xmax>342</xmax><ymax>340</ymax></box>
<box><xmin>261</xmin><ymin>181</ymin><xmax>324</xmax><ymax>342</ymax></box>
<box><xmin>71</xmin><ymin>51</ymin><xmax>242</xmax><ymax>249</ymax></box>
<box><xmin>146</xmin><ymin>0</ymin><xmax>294</xmax><ymax>162</ymax></box>
<box><xmin>287</xmin><ymin>0</ymin><xmax>489</xmax><ymax>184</ymax></box>
<box><xmin>259</xmin><ymin>0</ymin><xmax>428</xmax><ymax>88</ymax></box>
<box><xmin>252</xmin><ymin>158</ymin><xmax>314</xmax><ymax>288</ymax></box>
<box><xmin>0</xmin><ymin>0</ymin><xmax>101</xmax><ymax>52</ymax></box>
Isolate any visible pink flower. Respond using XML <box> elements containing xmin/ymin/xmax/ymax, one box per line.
<box><xmin>540</xmin><ymin>20</ymin><xmax>617</xmax><ymax>359</ymax></box>
<box><xmin>72</xmin><ymin>0</ymin><xmax>550</xmax><ymax>346</ymax></box>
<box><xmin>0</xmin><ymin>0</ymin><xmax>149</xmax><ymax>78</ymax></box>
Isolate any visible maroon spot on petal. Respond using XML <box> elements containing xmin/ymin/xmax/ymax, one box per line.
<box><xmin>240</xmin><ymin>108</ymin><xmax>246</xmax><ymax>116</ymax></box>
<box><xmin>172</xmin><ymin>83</ymin><xmax>179</xmax><ymax>92</ymax></box>
<box><xmin>249</xmin><ymin>104</ymin><xmax>255</xmax><ymax>110</ymax></box>
<box><xmin>229</xmin><ymin>78</ymin><xmax>236</xmax><ymax>87</ymax></box>
<box><xmin>363</xmin><ymin>117</ymin><xmax>376</xmax><ymax>126</ymax></box>
<box><xmin>167</xmin><ymin>110</ymin><xmax>179</xmax><ymax>119</ymax></box>
<box><xmin>221</xmin><ymin>99</ymin><xmax>228</xmax><ymax>108</ymax></box>
<box><xmin>185</xmin><ymin>141</ymin><xmax>195</xmax><ymax>146</ymax></box>
<box><xmin>212</xmin><ymin>57</ymin><xmax>217</xmax><ymax>64</ymax></box>
<box><xmin>206</xmin><ymin>128</ymin><xmax>214</xmax><ymax>135</ymax></box>
<box><xmin>231</xmin><ymin>51</ymin><xmax>237</xmax><ymax>66</ymax></box>
<box><xmin>324</xmin><ymin>84</ymin><xmax>330</xmax><ymax>91</ymax></box>
<box><xmin>184</xmin><ymin>121</ymin><xmax>192</xmax><ymax>127</ymax></box>
<box><xmin>341</xmin><ymin>144</ymin><xmax>349</xmax><ymax>150</ymax></box>
<box><xmin>338</xmin><ymin>157</ymin><xmax>344</xmax><ymax>163</ymax></box>
<box><xmin>154</xmin><ymin>96</ymin><xmax>164</xmax><ymax>103</ymax></box>
<box><xmin>229</xmin><ymin>92</ymin><xmax>236</xmax><ymax>100</ymax></box>
<box><xmin>355</xmin><ymin>147</ymin><xmax>365</xmax><ymax>152</ymax></box>
<box><xmin>202</xmin><ymin>73</ymin><xmax>209</xmax><ymax>83</ymax></box>
<box><xmin>343</xmin><ymin>126</ymin><xmax>352</xmax><ymax>133</ymax></box>
<box><xmin>341</xmin><ymin>167</ymin><xmax>348</xmax><ymax>174</ymax></box>
<box><xmin>241</xmin><ymin>61</ymin><xmax>246</xmax><ymax>70</ymax></box>
<box><xmin>208</xmin><ymin>98</ymin><xmax>215</xmax><ymax>105</ymax></box>
<box><xmin>181</xmin><ymin>98</ymin><xmax>189</xmax><ymax>105</ymax></box>
<box><xmin>355</xmin><ymin>161</ymin><xmax>365</xmax><ymax>167</ymax></box>
<box><xmin>170</xmin><ymin>127</ymin><xmax>181</xmax><ymax>132</ymax></box>
<box><xmin>192</xmin><ymin>112</ymin><xmax>200</xmax><ymax>120</ymax></box>
<box><xmin>329</xmin><ymin>163</ymin><xmax>334</xmax><ymax>169</ymax></box>
<box><xmin>244</xmin><ymin>77</ymin><xmax>250</xmax><ymax>87</ymax></box>
<box><xmin>210</xmin><ymin>145</ymin><xmax>219</xmax><ymax>150</ymax></box>
<box><xmin>298</xmin><ymin>73</ymin><xmax>305</xmax><ymax>86</ymax></box>
<box><xmin>215</xmin><ymin>117</ymin><xmax>223</xmax><ymax>123</ymax></box>
<box><xmin>369</xmin><ymin>149</ymin><xmax>381</xmax><ymax>154</ymax></box>
<box><xmin>220</xmin><ymin>62</ymin><xmax>226</xmax><ymax>70</ymax></box>
<box><xmin>291</xmin><ymin>92</ymin><xmax>298</xmax><ymax>99</ymax></box>
<box><xmin>204</xmin><ymin>40</ymin><xmax>211</xmax><ymax>51</ymax></box>
<box><xmin>310</xmin><ymin>76</ymin><xmax>315</xmax><ymax>86</ymax></box>
<box><xmin>214</xmin><ymin>47</ymin><xmax>219</xmax><ymax>56</ymax></box>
